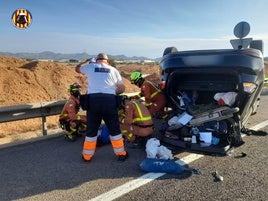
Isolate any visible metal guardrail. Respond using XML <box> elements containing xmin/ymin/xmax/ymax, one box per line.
<box><xmin>0</xmin><ymin>100</ymin><xmax>67</xmax><ymax>136</ymax></box>
<box><xmin>0</xmin><ymin>93</ymin><xmax>139</xmax><ymax>137</ymax></box>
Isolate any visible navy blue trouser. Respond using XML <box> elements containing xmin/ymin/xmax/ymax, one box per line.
<box><xmin>86</xmin><ymin>93</ymin><xmax>121</xmax><ymax>137</ymax></box>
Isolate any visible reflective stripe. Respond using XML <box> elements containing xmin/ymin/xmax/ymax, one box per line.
<box><xmin>66</xmin><ymin>131</ymin><xmax>73</xmax><ymax>135</ymax></box>
<box><xmin>83</xmin><ymin>136</ymin><xmax>97</xmax><ymax>152</ymax></box>
<box><xmin>132</xmin><ymin>101</ymin><xmax>152</xmax><ymax>123</ymax></box>
<box><xmin>110</xmin><ymin>134</ymin><xmax>126</xmax><ymax>155</ymax></box>
<box><xmin>121</xmin><ymin>130</ymin><xmax>133</xmax><ymax>141</ymax></box>
<box><xmin>85</xmin><ymin>136</ymin><xmax>98</xmax><ymax>142</ymax></box>
<box><xmin>70</xmin><ymin>127</ymin><xmax>76</xmax><ymax>132</ymax></box>
<box><xmin>145</xmin><ymin>102</ymin><xmax>152</xmax><ymax>107</ymax></box>
<box><xmin>127</xmin><ymin>133</ymin><xmax>134</xmax><ymax>140</ymax></box>
<box><xmin>110</xmin><ymin>134</ymin><xmax>123</xmax><ymax>141</ymax></box>
<box><xmin>121</xmin><ymin>129</ymin><xmax>128</xmax><ymax>134</ymax></box>
<box><xmin>113</xmin><ymin>147</ymin><xmax>125</xmax><ymax>154</ymax></box>
<box><xmin>82</xmin><ymin>136</ymin><xmax>97</xmax><ymax>161</ymax></box>
<box><xmin>151</xmin><ymin>90</ymin><xmax>160</xmax><ymax>98</ymax></box>
<box><xmin>82</xmin><ymin>149</ymin><xmax>95</xmax><ymax>155</ymax></box>
<box><xmin>110</xmin><ymin>138</ymin><xmax>124</xmax><ymax>149</ymax></box>
<box><xmin>162</xmin><ymin>114</ymin><xmax>168</xmax><ymax>120</ymax></box>
<box><xmin>60</xmin><ymin>113</ymin><xmax>68</xmax><ymax>118</ymax></box>
<box><xmin>147</xmin><ymin>80</ymin><xmax>160</xmax><ymax>99</ymax></box>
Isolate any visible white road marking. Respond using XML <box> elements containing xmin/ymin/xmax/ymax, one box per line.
<box><xmin>89</xmin><ymin>120</ymin><xmax>268</xmax><ymax>201</ymax></box>
<box><xmin>249</xmin><ymin>120</ymin><xmax>268</xmax><ymax>130</ymax></box>
<box><xmin>89</xmin><ymin>172</ymin><xmax>165</xmax><ymax>201</ymax></box>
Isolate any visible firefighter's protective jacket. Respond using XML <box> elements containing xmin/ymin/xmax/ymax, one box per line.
<box><xmin>120</xmin><ymin>99</ymin><xmax>153</xmax><ymax>141</ymax></box>
<box><xmin>59</xmin><ymin>95</ymin><xmax>84</xmax><ymax>121</ymax></box>
<box><xmin>134</xmin><ymin>80</ymin><xmax>167</xmax><ymax>116</ymax></box>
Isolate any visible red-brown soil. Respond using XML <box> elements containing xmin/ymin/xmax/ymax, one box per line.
<box><xmin>1</xmin><ymin>56</ymin><xmax>267</xmax><ymax>145</ymax></box>
<box><xmin>0</xmin><ymin>56</ymin><xmax>161</xmax><ymax>144</ymax></box>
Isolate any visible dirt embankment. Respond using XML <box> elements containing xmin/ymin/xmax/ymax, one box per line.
<box><xmin>2</xmin><ymin>55</ymin><xmax>265</xmax><ymax>144</ymax></box>
<box><xmin>0</xmin><ymin>56</ymin><xmax>160</xmax><ymax>144</ymax></box>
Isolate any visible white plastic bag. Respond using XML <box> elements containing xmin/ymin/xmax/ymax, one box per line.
<box><xmin>145</xmin><ymin>138</ymin><xmax>173</xmax><ymax>160</ymax></box>
<box><xmin>157</xmin><ymin>145</ymin><xmax>174</xmax><ymax>160</ymax></box>
<box><xmin>214</xmin><ymin>92</ymin><xmax>237</xmax><ymax>106</ymax></box>
<box><xmin>146</xmin><ymin>138</ymin><xmax>160</xmax><ymax>159</ymax></box>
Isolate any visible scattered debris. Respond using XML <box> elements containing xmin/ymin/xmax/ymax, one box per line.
<box><xmin>234</xmin><ymin>152</ymin><xmax>247</xmax><ymax>158</ymax></box>
<box><xmin>212</xmin><ymin>170</ymin><xmax>223</xmax><ymax>182</ymax></box>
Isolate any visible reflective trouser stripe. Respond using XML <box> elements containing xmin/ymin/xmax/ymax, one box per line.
<box><xmin>145</xmin><ymin>102</ymin><xmax>152</xmax><ymax>107</ymax></box>
<box><xmin>82</xmin><ymin>136</ymin><xmax>97</xmax><ymax>160</ymax></box>
<box><xmin>70</xmin><ymin>127</ymin><xmax>76</xmax><ymax>131</ymax></box>
<box><xmin>78</xmin><ymin>123</ymin><xmax>87</xmax><ymax>132</ymax></box>
<box><xmin>121</xmin><ymin>129</ymin><xmax>133</xmax><ymax>141</ymax></box>
<box><xmin>110</xmin><ymin>134</ymin><xmax>126</xmax><ymax>156</ymax></box>
<box><xmin>66</xmin><ymin>125</ymin><xmax>76</xmax><ymax>135</ymax></box>
<box><xmin>162</xmin><ymin>114</ymin><xmax>168</xmax><ymax>119</ymax></box>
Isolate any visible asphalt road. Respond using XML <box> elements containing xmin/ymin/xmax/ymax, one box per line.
<box><xmin>0</xmin><ymin>89</ymin><xmax>267</xmax><ymax>201</ymax></box>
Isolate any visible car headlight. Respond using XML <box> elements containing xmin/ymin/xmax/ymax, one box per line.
<box><xmin>243</xmin><ymin>82</ymin><xmax>257</xmax><ymax>94</ymax></box>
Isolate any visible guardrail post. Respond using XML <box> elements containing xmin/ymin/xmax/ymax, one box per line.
<box><xmin>42</xmin><ymin>116</ymin><xmax>47</xmax><ymax>136</ymax></box>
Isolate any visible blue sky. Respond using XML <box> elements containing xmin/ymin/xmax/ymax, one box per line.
<box><xmin>0</xmin><ymin>0</ymin><xmax>267</xmax><ymax>58</ymax></box>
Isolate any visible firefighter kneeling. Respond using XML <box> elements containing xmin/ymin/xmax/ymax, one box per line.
<box><xmin>59</xmin><ymin>83</ymin><xmax>87</xmax><ymax>141</ymax></box>
<box><xmin>119</xmin><ymin>95</ymin><xmax>153</xmax><ymax>149</ymax></box>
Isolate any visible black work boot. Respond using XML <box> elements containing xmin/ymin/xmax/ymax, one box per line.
<box><xmin>118</xmin><ymin>151</ymin><xmax>129</xmax><ymax>162</ymax></box>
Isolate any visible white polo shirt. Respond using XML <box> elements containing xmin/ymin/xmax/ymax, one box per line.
<box><xmin>80</xmin><ymin>62</ymin><xmax>123</xmax><ymax>95</ymax></box>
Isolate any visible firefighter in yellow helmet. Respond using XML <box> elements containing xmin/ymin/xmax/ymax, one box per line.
<box><xmin>119</xmin><ymin>95</ymin><xmax>153</xmax><ymax>148</ymax></box>
<box><xmin>59</xmin><ymin>82</ymin><xmax>86</xmax><ymax>141</ymax></box>
<box><xmin>130</xmin><ymin>71</ymin><xmax>168</xmax><ymax>120</ymax></box>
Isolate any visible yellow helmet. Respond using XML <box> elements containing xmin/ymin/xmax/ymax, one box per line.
<box><xmin>68</xmin><ymin>82</ymin><xmax>81</xmax><ymax>92</ymax></box>
<box><xmin>130</xmin><ymin>71</ymin><xmax>142</xmax><ymax>84</ymax></box>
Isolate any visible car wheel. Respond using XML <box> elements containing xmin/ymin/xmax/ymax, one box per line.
<box><xmin>163</xmin><ymin>47</ymin><xmax>178</xmax><ymax>56</ymax></box>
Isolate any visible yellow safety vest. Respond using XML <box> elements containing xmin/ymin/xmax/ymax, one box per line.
<box><xmin>132</xmin><ymin>101</ymin><xmax>152</xmax><ymax>123</ymax></box>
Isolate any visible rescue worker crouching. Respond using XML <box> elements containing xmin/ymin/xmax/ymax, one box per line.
<box><xmin>129</xmin><ymin>71</ymin><xmax>168</xmax><ymax>120</ymax></box>
<box><xmin>119</xmin><ymin>95</ymin><xmax>154</xmax><ymax>149</ymax></box>
<box><xmin>59</xmin><ymin>83</ymin><xmax>87</xmax><ymax>141</ymax></box>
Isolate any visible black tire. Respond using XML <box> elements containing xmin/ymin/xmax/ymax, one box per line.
<box><xmin>163</xmin><ymin>47</ymin><xmax>178</xmax><ymax>56</ymax></box>
<box><xmin>250</xmin><ymin>40</ymin><xmax>263</xmax><ymax>53</ymax></box>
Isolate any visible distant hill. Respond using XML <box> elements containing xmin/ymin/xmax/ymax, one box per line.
<box><xmin>0</xmin><ymin>51</ymin><xmax>264</xmax><ymax>63</ymax></box>
<box><xmin>0</xmin><ymin>51</ymin><xmax>156</xmax><ymax>61</ymax></box>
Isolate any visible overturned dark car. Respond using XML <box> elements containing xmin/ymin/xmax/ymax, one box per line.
<box><xmin>158</xmin><ymin>22</ymin><xmax>265</xmax><ymax>155</ymax></box>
